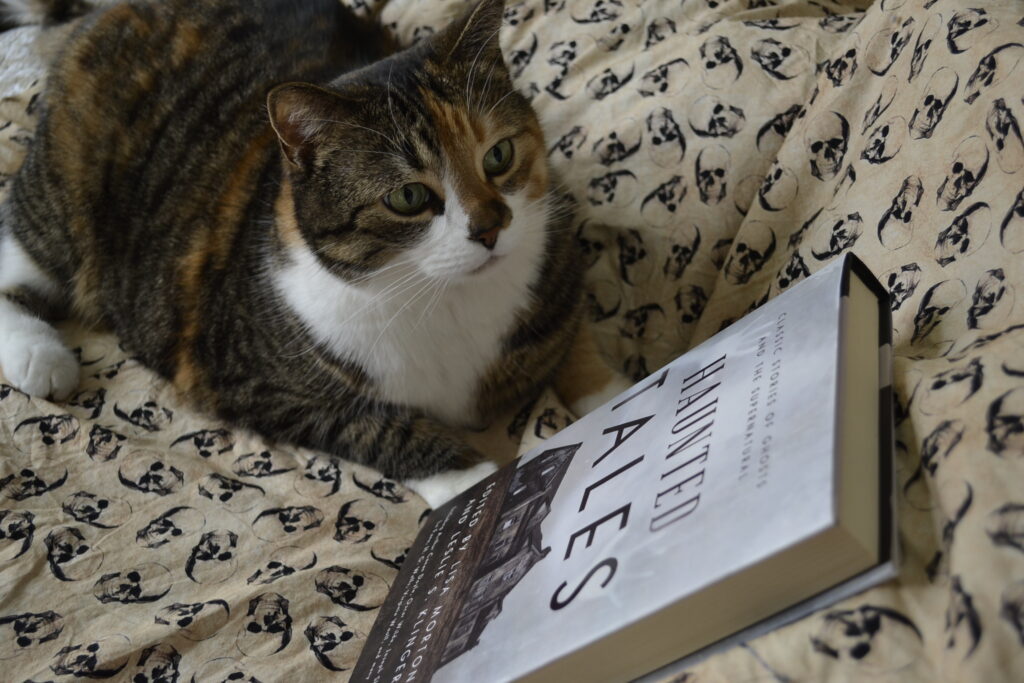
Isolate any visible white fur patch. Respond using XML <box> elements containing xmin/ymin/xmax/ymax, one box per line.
<box><xmin>274</xmin><ymin>191</ymin><xmax>549</xmax><ymax>427</ymax></box>
<box><xmin>404</xmin><ymin>460</ymin><xmax>499</xmax><ymax>509</ymax></box>
<box><xmin>0</xmin><ymin>234</ymin><xmax>78</xmax><ymax>399</ymax></box>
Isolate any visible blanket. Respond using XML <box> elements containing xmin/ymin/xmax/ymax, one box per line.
<box><xmin>1</xmin><ymin>0</ymin><xmax>1022</xmax><ymax>680</ymax></box>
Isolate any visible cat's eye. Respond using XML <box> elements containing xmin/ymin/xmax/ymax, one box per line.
<box><xmin>385</xmin><ymin>183</ymin><xmax>431</xmax><ymax>215</ymax></box>
<box><xmin>483</xmin><ymin>139</ymin><xmax>514</xmax><ymax>176</ymax></box>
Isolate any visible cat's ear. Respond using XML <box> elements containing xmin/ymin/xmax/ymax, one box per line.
<box><xmin>268</xmin><ymin>82</ymin><xmax>349</xmax><ymax>169</ymax></box>
<box><xmin>435</xmin><ymin>0</ymin><xmax>506</xmax><ymax>66</ymax></box>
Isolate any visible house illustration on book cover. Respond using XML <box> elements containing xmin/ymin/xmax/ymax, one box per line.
<box><xmin>439</xmin><ymin>443</ymin><xmax>579</xmax><ymax>666</ymax></box>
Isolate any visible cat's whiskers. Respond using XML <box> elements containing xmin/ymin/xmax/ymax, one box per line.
<box><xmin>484</xmin><ymin>87</ymin><xmax>519</xmax><ymax>118</ymax></box>
<box><xmin>476</xmin><ymin>54</ymin><xmax>502</xmax><ymax>115</ymax></box>
<box><xmin>342</xmin><ymin>258</ymin><xmax>413</xmax><ymax>286</ymax></box>
<box><xmin>416</xmin><ymin>277</ymin><xmax>450</xmax><ymax>329</ymax></box>
<box><xmin>385</xmin><ymin>62</ymin><xmax>409</xmax><ymax>154</ymax></box>
<box><xmin>465</xmin><ymin>24</ymin><xmax>504</xmax><ymax>113</ymax></box>
<box><xmin>278</xmin><ymin>266</ymin><xmax>425</xmax><ymax>359</ymax></box>
<box><xmin>369</xmin><ymin>273</ymin><xmax>437</xmax><ymax>349</ymax></box>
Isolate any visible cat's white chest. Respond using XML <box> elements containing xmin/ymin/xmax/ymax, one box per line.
<box><xmin>274</xmin><ymin>246</ymin><xmax>538</xmax><ymax>426</ymax></box>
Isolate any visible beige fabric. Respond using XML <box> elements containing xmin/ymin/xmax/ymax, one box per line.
<box><xmin>1</xmin><ymin>0</ymin><xmax>1022</xmax><ymax>681</ymax></box>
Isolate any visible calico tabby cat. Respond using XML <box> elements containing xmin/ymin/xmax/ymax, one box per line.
<box><xmin>0</xmin><ymin>0</ymin><xmax>625</xmax><ymax>505</ymax></box>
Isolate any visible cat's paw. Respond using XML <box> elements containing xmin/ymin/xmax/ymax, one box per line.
<box><xmin>404</xmin><ymin>461</ymin><xmax>499</xmax><ymax>509</ymax></box>
<box><xmin>0</xmin><ymin>331</ymin><xmax>79</xmax><ymax>401</ymax></box>
<box><xmin>569</xmin><ymin>373</ymin><xmax>635</xmax><ymax>417</ymax></box>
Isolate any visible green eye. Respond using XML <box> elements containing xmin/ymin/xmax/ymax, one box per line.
<box><xmin>483</xmin><ymin>139</ymin><xmax>514</xmax><ymax>175</ymax></box>
<box><xmin>385</xmin><ymin>182</ymin><xmax>430</xmax><ymax>215</ymax></box>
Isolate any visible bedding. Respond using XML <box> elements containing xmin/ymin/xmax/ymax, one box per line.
<box><xmin>1</xmin><ymin>0</ymin><xmax>1022</xmax><ymax>680</ymax></box>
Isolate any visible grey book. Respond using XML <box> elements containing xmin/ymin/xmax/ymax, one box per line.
<box><xmin>353</xmin><ymin>253</ymin><xmax>897</xmax><ymax>683</ymax></box>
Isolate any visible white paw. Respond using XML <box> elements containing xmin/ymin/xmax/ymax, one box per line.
<box><xmin>570</xmin><ymin>374</ymin><xmax>635</xmax><ymax>417</ymax></box>
<box><xmin>0</xmin><ymin>330</ymin><xmax>79</xmax><ymax>401</ymax></box>
<box><xmin>404</xmin><ymin>461</ymin><xmax>499</xmax><ymax>509</ymax></box>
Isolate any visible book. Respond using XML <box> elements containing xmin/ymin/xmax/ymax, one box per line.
<box><xmin>353</xmin><ymin>253</ymin><xmax>897</xmax><ymax>683</ymax></box>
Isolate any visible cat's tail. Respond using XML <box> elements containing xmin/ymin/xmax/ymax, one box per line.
<box><xmin>0</xmin><ymin>0</ymin><xmax>92</xmax><ymax>30</ymax></box>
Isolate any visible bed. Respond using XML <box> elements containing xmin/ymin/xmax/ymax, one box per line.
<box><xmin>1</xmin><ymin>0</ymin><xmax>1022</xmax><ymax>680</ymax></box>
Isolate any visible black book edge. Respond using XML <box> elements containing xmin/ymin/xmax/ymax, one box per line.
<box><xmin>637</xmin><ymin>253</ymin><xmax>899</xmax><ymax>681</ymax></box>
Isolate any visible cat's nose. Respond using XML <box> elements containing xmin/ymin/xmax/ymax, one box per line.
<box><xmin>470</xmin><ymin>225</ymin><xmax>501</xmax><ymax>250</ymax></box>
<box><xmin>467</xmin><ymin>200</ymin><xmax>511</xmax><ymax>250</ymax></box>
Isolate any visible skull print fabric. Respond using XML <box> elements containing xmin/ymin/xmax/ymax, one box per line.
<box><xmin>1</xmin><ymin>0</ymin><xmax>1023</xmax><ymax>681</ymax></box>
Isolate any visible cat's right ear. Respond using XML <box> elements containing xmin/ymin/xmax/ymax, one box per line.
<box><xmin>268</xmin><ymin>82</ymin><xmax>345</xmax><ymax>169</ymax></box>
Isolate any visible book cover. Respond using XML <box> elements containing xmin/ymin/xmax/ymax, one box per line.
<box><xmin>353</xmin><ymin>254</ymin><xmax>895</xmax><ymax>682</ymax></box>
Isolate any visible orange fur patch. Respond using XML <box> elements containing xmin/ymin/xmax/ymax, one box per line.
<box><xmin>173</xmin><ymin>130</ymin><xmax>274</xmax><ymax>396</ymax></box>
<box><xmin>554</xmin><ymin>324</ymin><xmax>617</xmax><ymax>408</ymax></box>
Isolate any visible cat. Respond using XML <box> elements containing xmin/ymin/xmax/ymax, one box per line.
<box><xmin>0</xmin><ymin>0</ymin><xmax>627</xmax><ymax>506</ymax></box>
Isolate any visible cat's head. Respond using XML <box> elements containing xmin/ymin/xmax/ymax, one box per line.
<box><xmin>268</xmin><ymin>0</ymin><xmax>549</xmax><ymax>285</ymax></box>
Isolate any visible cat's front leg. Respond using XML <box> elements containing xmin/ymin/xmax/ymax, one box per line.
<box><xmin>0</xmin><ymin>234</ymin><xmax>78</xmax><ymax>400</ymax></box>
<box><xmin>404</xmin><ymin>461</ymin><xmax>499</xmax><ymax>510</ymax></box>
<box><xmin>263</xmin><ymin>401</ymin><xmax>498</xmax><ymax>509</ymax></box>
<box><xmin>555</xmin><ymin>324</ymin><xmax>634</xmax><ymax>417</ymax></box>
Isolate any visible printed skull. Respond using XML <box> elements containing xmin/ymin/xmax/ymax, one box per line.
<box><xmin>985</xmin><ymin>98</ymin><xmax>1024</xmax><ymax>173</ymax></box>
<box><xmin>0</xmin><ymin>509</ymin><xmax>34</xmax><ymax>559</ymax></box>
<box><xmin>811</xmin><ymin>212</ymin><xmax>864</xmax><ymax>261</ymax></box>
<box><xmin>865</xmin><ymin>17</ymin><xmax>915</xmax><ymax>76</ymax></box>
<box><xmin>136</xmin><ymin>506</ymin><xmax>204</xmax><ymax>548</ymax></box>
<box><xmin>688</xmin><ymin>95</ymin><xmax>745</xmax><ymax>138</ymax></box>
<box><xmin>237</xmin><ymin>593</ymin><xmax>292</xmax><ymax>656</ymax></box>
<box><xmin>353</xmin><ymin>474</ymin><xmax>406</xmax><ymax>503</ymax></box>
<box><xmin>198</xmin><ymin>472</ymin><xmax>266</xmax><ymax>510</ymax></box>
<box><xmin>0</xmin><ymin>465</ymin><xmax>67</xmax><ymax>501</ymax></box>
<box><xmin>909</xmin><ymin>67</ymin><xmax>958</xmax><ymax>140</ymax></box>
<box><xmin>315</xmin><ymin>566</ymin><xmax>388</xmax><ymax>612</ymax></box>
<box><xmin>908</xmin><ymin>14</ymin><xmax>942</xmax><ymax>83</ymax></box>
<box><xmin>86</xmin><ymin>424</ymin><xmax>126</xmax><ymax>462</ymax></box>
<box><xmin>304</xmin><ymin>616</ymin><xmax>362</xmax><ymax>672</ymax></box>
<box><xmin>132</xmin><ymin>643</ymin><xmax>181</xmax><ymax>683</ymax></box>
<box><xmin>155</xmin><ymin>601</ymin><xmax>230</xmax><ymax>641</ymax></box>
<box><xmin>0</xmin><ymin>610</ymin><xmax>64</xmax><ymax>658</ymax></box>
<box><xmin>334</xmin><ymin>499</ymin><xmax>388</xmax><ymax>544</ymax></box>
<box><xmin>724</xmin><ymin>223</ymin><xmax>776</xmax><ymax>285</ymax></box>
<box><xmin>51</xmin><ymin>636</ymin><xmax>131</xmax><ymax>679</ymax></box>
<box><xmin>751</xmin><ymin>38</ymin><xmax>805</xmax><ymax>80</ymax></box>
<box><xmin>62</xmin><ymin>490</ymin><xmax>126</xmax><ymax>529</ymax></box>
<box><xmin>699</xmin><ymin>35</ymin><xmax>742</xmax><ymax>88</ymax></box>
<box><xmin>811</xmin><ymin>605</ymin><xmax>923</xmax><ymax>672</ymax></box>
<box><xmin>170</xmin><ymin>429</ymin><xmax>233</xmax><ymax>458</ymax></box>
<box><xmin>695</xmin><ymin>145</ymin><xmax>730</xmax><ymax>204</ymax></box>
<box><xmin>93</xmin><ymin>564</ymin><xmax>171</xmax><ymax>604</ymax></box>
<box><xmin>253</xmin><ymin>505</ymin><xmax>325</xmax><ymax>542</ymax></box>
<box><xmin>987</xmin><ymin>388</ymin><xmax>1024</xmax><ymax>455</ymax></box>
<box><xmin>232</xmin><ymin>450</ymin><xmax>296</xmax><ymax>478</ymax></box>
<box><xmin>935</xmin><ymin>202</ymin><xmax>991</xmax><ymax>267</ymax></box>
<box><xmin>1000</xmin><ymin>188</ymin><xmax>1024</xmax><ymax>253</ymax></box>
<box><xmin>861</xmin><ymin>75</ymin><xmax>898</xmax><ymax>135</ymax></box>
<box><xmin>118</xmin><ymin>454</ymin><xmax>184</xmax><ymax>496</ymax></box>
<box><xmin>968</xmin><ymin>269</ymin><xmax>1009</xmax><ymax>330</ymax></box>
<box><xmin>861</xmin><ymin>116</ymin><xmax>905</xmax><ymax>165</ymax></box>
<box><xmin>878</xmin><ymin>176</ymin><xmax>924</xmax><ymax>250</ymax></box>
<box><xmin>946</xmin><ymin>9</ymin><xmax>993</xmax><ymax>55</ymax></box>
<box><xmin>805</xmin><ymin>112</ymin><xmax>849</xmax><ymax>181</ymax></box>
<box><xmin>963</xmin><ymin>43</ymin><xmax>1024</xmax><ymax>105</ymax></box>
<box><xmin>884</xmin><ymin>263</ymin><xmax>922</xmax><ymax>312</ymax></box>
<box><xmin>185</xmin><ymin>530</ymin><xmax>239</xmax><ymax>583</ymax></box>
<box><xmin>937</xmin><ymin>137</ymin><xmax>988</xmax><ymax>212</ymax></box>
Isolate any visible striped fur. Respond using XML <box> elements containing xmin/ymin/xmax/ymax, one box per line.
<box><xmin>0</xmin><ymin>0</ymin><xmax>584</xmax><ymax>480</ymax></box>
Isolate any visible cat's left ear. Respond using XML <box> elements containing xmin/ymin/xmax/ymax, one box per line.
<box><xmin>434</xmin><ymin>0</ymin><xmax>507</xmax><ymax>67</ymax></box>
<box><xmin>268</xmin><ymin>82</ymin><xmax>352</xmax><ymax>169</ymax></box>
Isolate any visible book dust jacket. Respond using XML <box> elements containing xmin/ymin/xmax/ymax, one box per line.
<box><xmin>353</xmin><ymin>257</ymin><xmax>870</xmax><ymax>682</ymax></box>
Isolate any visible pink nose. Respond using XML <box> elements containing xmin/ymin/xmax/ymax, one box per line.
<box><xmin>470</xmin><ymin>226</ymin><xmax>501</xmax><ymax>250</ymax></box>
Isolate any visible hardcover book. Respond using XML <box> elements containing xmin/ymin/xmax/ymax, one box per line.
<box><xmin>353</xmin><ymin>253</ymin><xmax>897</xmax><ymax>683</ymax></box>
